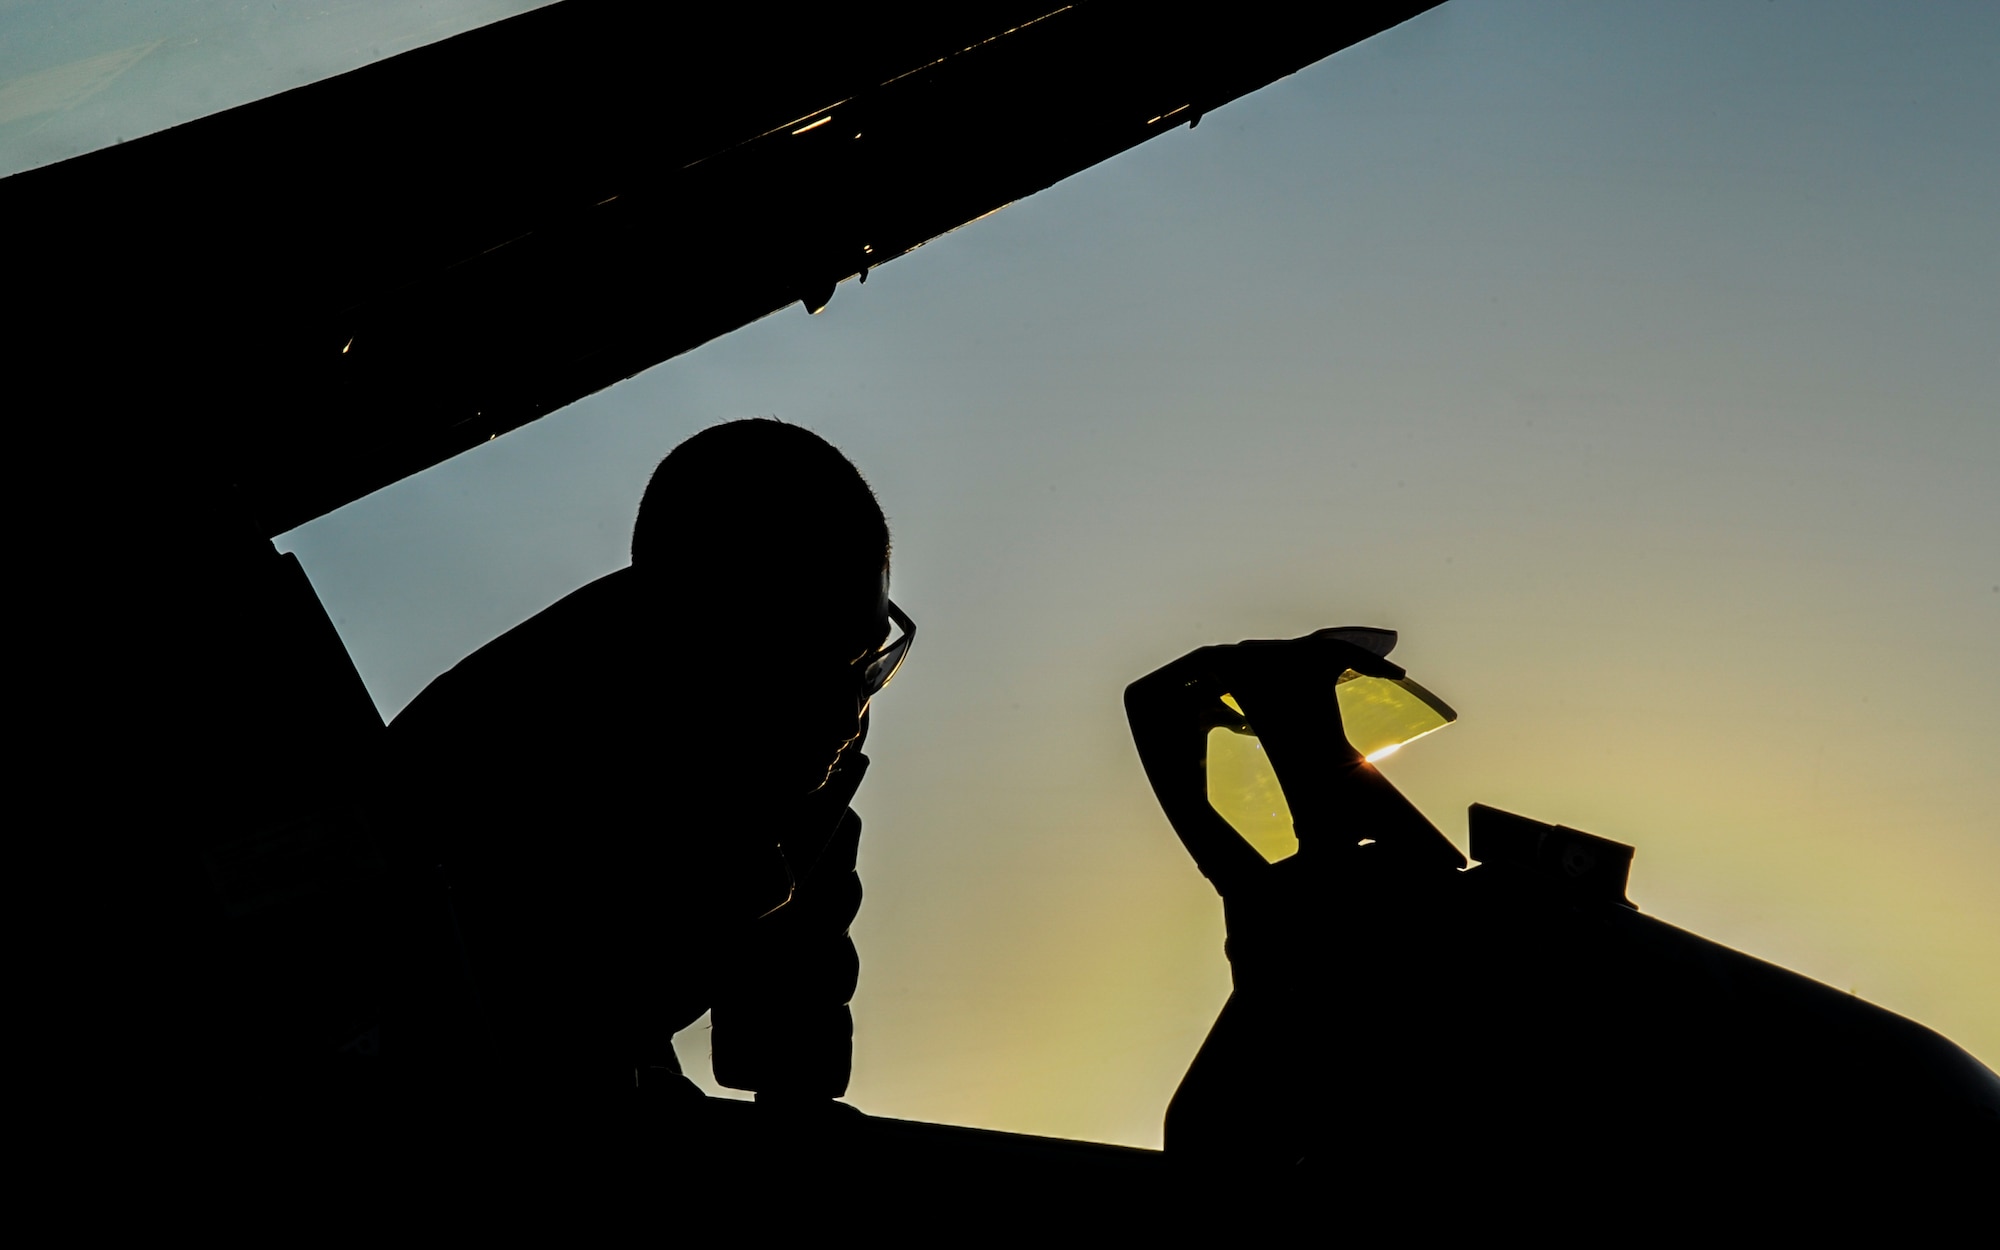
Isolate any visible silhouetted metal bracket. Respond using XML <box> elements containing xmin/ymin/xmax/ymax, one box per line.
<box><xmin>1467</xmin><ymin>803</ymin><xmax>1636</xmax><ymax>907</ymax></box>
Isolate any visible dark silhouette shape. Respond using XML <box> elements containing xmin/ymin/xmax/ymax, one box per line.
<box><xmin>24</xmin><ymin>0</ymin><xmax>1989</xmax><ymax>1223</ymax></box>
<box><xmin>381</xmin><ymin>420</ymin><xmax>903</xmax><ymax>1131</ymax></box>
<box><xmin>366</xmin><ymin>424</ymin><xmax>1185</xmax><ymax>1223</ymax></box>
<box><xmin>1127</xmin><ymin>628</ymin><xmax>2000</xmax><ymax>1218</ymax></box>
<box><xmin>16</xmin><ymin>1</ymin><xmax>1454</xmax><ymax>1213</ymax></box>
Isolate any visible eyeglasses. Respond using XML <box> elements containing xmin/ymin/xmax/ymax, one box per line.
<box><xmin>857</xmin><ymin>599</ymin><xmax>916</xmax><ymax>700</ymax></box>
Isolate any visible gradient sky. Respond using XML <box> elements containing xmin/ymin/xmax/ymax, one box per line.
<box><xmin>15</xmin><ymin>1</ymin><xmax>1993</xmax><ymax>1147</ymax></box>
<box><xmin>0</xmin><ymin>0</ymin><xmax>550</xmax><ymax>174</ymax></box>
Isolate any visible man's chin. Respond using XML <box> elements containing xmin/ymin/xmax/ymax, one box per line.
<box><xmin>806</xmin><ymin>757</ymin><xmax>846</xmax><ymax>794</ymax></box>
<box><xmin>805</xmin><ymin>741</ymin><xmax>867</xmax><ymax>794</ymax></box>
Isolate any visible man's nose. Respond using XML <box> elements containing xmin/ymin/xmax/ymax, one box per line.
<box><xmin>846</xmin><ymin>703</ymin><xmax>873</xmax><ymax>749</ymax></box>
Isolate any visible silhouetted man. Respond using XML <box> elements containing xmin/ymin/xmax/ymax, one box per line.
<box><xmin>384</xmin><ymin>420</ymin><xmax>909</xmax><ymax>1135</ymax></box>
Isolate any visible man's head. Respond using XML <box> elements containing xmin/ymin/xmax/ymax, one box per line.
<box><xmin>633</xmin><ymin>419</ymin><xmax>895</xmax><ymax>794</ymax></box>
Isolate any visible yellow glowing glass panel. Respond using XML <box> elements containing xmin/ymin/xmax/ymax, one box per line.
<box><xmin>1335</xmin><ymin>671</ymin><xmax>1455</xmax><ymax>761</ymax></box>
<box><xmin>1206</xmin><ymin>720</ymin><xmax>1298</xmax><ymax>862</ymax></box>
<box><xmin>1206</xmin><ymin>671</ymin><xmax>1456</xmax><ymax>863</ymax></box>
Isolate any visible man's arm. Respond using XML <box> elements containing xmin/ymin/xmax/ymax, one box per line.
<box><xmin>709</xmin><ymin>753</ymin><xmax>869</xmax><ymax>1102</ymax></box>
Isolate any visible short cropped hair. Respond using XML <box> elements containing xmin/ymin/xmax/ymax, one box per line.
<box><xmin>632</xmin><ymin>420</ymin><xmax>889</xmax><ymax>594</ymax></box>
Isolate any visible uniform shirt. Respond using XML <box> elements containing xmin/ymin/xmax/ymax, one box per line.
<box><xmin>382</xmin><ymin>566</ymin><xmax>864</xmax><ymax>1104</ymax></box>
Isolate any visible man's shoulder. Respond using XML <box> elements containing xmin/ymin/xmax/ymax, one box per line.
<box><xmin>389</xmin><ymin>566</ymin><xmax>646</xmax><ymax>743</ymax></box>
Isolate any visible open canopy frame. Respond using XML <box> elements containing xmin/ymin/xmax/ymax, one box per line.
<box><xmin>8</xmin><ymin>0</ymin><xmax>1443</xmax><ymax>536</ymax></box>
